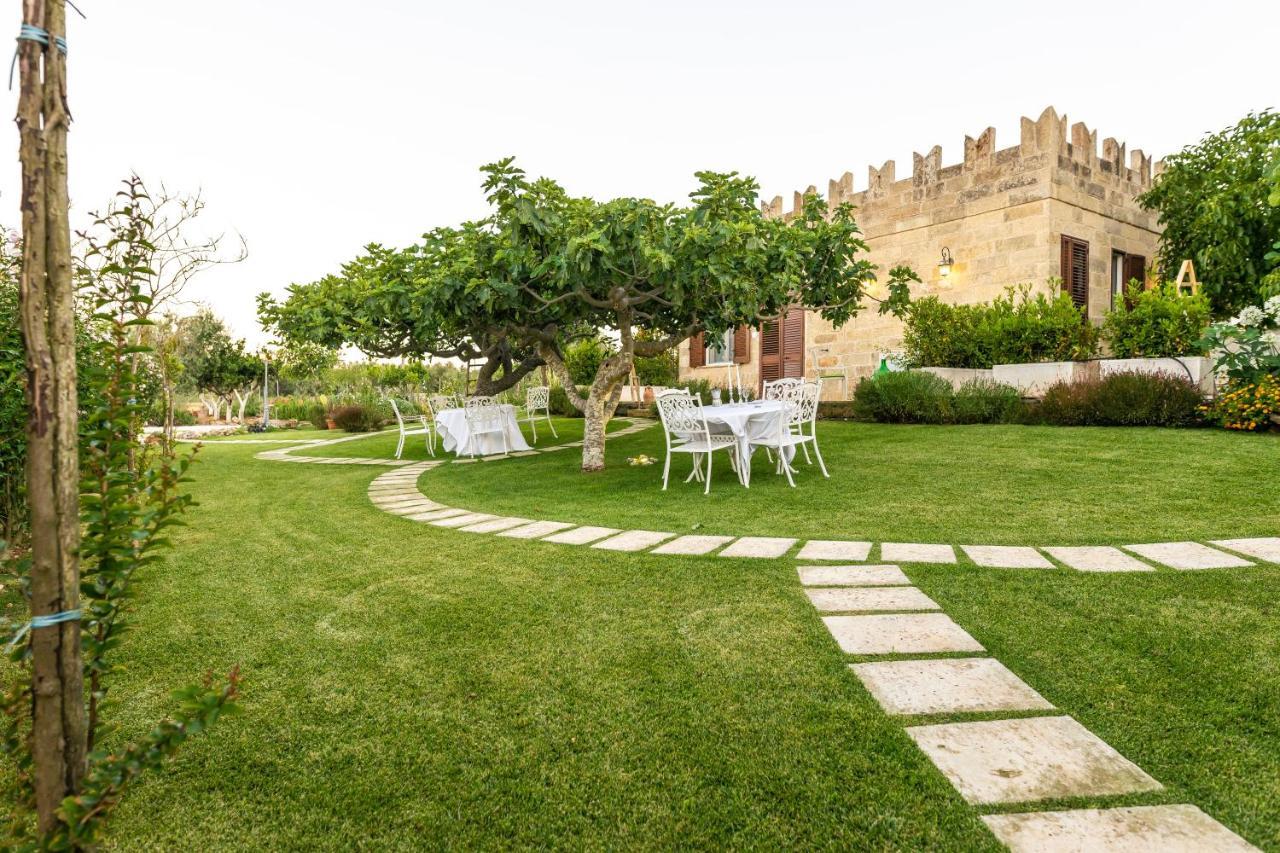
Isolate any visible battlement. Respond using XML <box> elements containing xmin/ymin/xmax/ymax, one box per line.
<box><xmin>763</xmin><ymin>107</ymin><xmax>1163</xmax><ymax>220</ymax></box>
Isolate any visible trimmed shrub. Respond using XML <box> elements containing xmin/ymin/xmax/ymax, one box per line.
<box><xmin>902</xmin><ymin>284</ymin><xmax>1099</xmax><ymax>369</ymax></box>
<box><xmin>853</xmin><ymin>371</ymin><xmax>953</xmax><ymax>424</ymax></box>
<box><xmin>1034</xmin><ymin>371</ymin><xmax>1202</xmax><ymax>427</ymax></box>
<box><xmin>307</xmin><ymin>402</ymin><xmax>329</xmax><ymax>429</ymax></box>
<box><xmin>951</xmin><ymin>379</ymin><xmax>1025</xmax><ymax>424</ymax></box>
<box><xmin>331</xmin><ymin>404</ymin><xmax>381</xmax><ymax>432</ymax></box>
<box><xmin>1102</xmin><ymin>283</ymin><xmax>1211</xmax><ymax>358</ymax></box>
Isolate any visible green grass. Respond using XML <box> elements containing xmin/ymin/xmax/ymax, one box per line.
<box><xmin>194</xmin><ymin>427</ymin><xmax>347</xmax><ymax>442</ymax></box>
<box><xmin>4</xmin><ymin>436</ymin><xmax>1278</xmax><ymax>848</ymax></box>
<box><xmin>375</xmin><ymin>420</ymin><xmax>1279</xmax><ymax>546</ymax></box>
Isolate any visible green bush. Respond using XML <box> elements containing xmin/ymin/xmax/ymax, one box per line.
<box><xmin>902</xmin><ymin>284</ymin><xmax>1099</xmax><ymax>369</ymax></box>
<box><xmin>634</xmin><ymin>349</ymin><xmax>679</xmax><ymax>386</ymax></box>
<box><xmin>1033</xmin><ymin>371</ymin><xmax>1203</xmax><ymax>427</ymax></box>
<box><xmin>331</xmin><ymin>404</ymin><xmax>381</xmax><ymax>432</ymax></box>
<box><xmin>951</xmin><ymin>379</ymin><xmax>1025</xmax><ymax>424</ymax></box>
<box><xmin>1102</xmin><ymin>283</ymin><xmax>1211</xmax><ymax>358</ymax></box>
<box><xmin>852</xmin><ymin>371</ymin><xmax>953</xmax><ymax>424</ymax></box>
<box><xmin>549</xmin><ymin>385</ymin><xmax>588</xmax><ymax>417</ymax></box>
<box><xmin>563</xmin><ymin>338</ymin><xmax>611</xmax><ymax>386</ymax></box>
<box><xmin>307</xmin><ymin>402</ymin><xmax>330</xmax><ymax>428</ymax></box>
<box><xmin>172</xmin><ymin>409</ymin><xmax>198</xmax><ymax>427</ymax></box>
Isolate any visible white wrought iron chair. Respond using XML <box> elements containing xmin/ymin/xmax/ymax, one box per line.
<box><xmin>762</xmin><ymin>377</ymin><xmax>802</xmax><ymax>401</ymax></box>
<box><xmin>655</xmin><ymin>392</ymin><xmax>739</xmax><ymax>495</ymax></box>
<box><xmin>748</xmin><ymin>381</ymin><xmax>828</xmax><ymax>486</ymax></box>
<box><xmin>463</xmin><ymin>396</ymin><xmax>510</xmax><ymax>459</ymax></box>
<box><xmin>807</xmin><ymin>345</ymin><xmax>848</xmax><ymax>399</ymax></box>
<box><xmin>522</xmin><ymin>385</ymin><xmax>557</xmax><ymax>444</ymax></box>
<box><xmin>385</xmin><ymin>397</ymin><xmax>432</xmax><ymax>460</ymax></box>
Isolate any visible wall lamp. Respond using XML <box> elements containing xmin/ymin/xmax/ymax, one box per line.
<box><xmin>938</xmin><ymin>246</ymin><xmax>954</xmax><ymax>278</ymax></box>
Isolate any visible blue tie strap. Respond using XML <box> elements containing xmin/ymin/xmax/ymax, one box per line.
<box><xmin>4</xmin><ymin>608</ymin><xmax>81</xmax><ymax>654</ymax></box>
<box><xmin>9</xmin><ymin>24</ymin><xmax>68</xmax><ymax>89</ymax></box>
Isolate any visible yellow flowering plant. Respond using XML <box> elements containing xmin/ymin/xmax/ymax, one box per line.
<box><xmin>1200</xmin><ymin>374</ymin><xmax>1280</xmax><ymax>431</ymax></box>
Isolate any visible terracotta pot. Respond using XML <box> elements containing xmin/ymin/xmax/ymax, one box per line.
<box><xmin>325</xmin><ymin>418</ymin><xmax>337</xmax><ymax>430</ymax></box>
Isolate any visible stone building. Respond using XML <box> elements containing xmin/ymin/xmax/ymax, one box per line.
<box><xmin>679</xmin><ymin>107</ymin><xmax>1163</xmax><ymax>397</ymax></box>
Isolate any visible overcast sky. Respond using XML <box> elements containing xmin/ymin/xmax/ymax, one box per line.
<box><xmin>3</xmin><ymin>0</ymin><xmax>1276</xmax><ymax>347</ymax></box>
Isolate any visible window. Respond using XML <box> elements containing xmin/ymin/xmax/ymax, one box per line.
<box><xmin>704</xmin><ymin>329</ymin><xmax>735</xmax><ymax>365</ymax></box>
<box><xmin>1060</xmin><ymin>235</ymin><xmax>1089</xmax><ymax>310</ymax></box>
<box><xmin>1111</xmin><ymin>250</ymin><xmax>1147</xmax><ymax>308</ymax></box>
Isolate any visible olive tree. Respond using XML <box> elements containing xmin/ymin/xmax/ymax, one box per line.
<box><xmin>481</xmin><ymin>159</ymin><xmax>918</xmax><ymax>472</ymax></box>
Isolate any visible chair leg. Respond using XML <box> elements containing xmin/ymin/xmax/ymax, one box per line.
<box><xmin>662</xmin><ymin>451</ymin><xmax>671</xmax><ymax>490</ymax></box>
<box><xmin>686</xmin><ymin>454</ymin><xmax>702</xmax><ymax>483</ymax></box>
<box><xmin>704</xmin><ymin>450</ymin><xmax>712</xmax><ymax>495</ymax></box>
<box><xmin>425</xmin><ymin>424</ymin><xmax>435</xmax><ymax>457</ymax></box>
<box><xmin>395</xmin><ymin>432</ymin><xmax>405</xmax><ymax>460</ymax></box>
<box><xmin>782</xmin><ymin>450</ymin><xmax>796</xmax><ymax>487</ymax></box>
<box><xmin>529</xmin><ymin>414</ymin><xmax>537</xmax><ymax>445</ymax></box>
<box><xmin>546</xmin><ymin>410</ymin><xmax>558</xmax><ymax>438</ymax></box>
<box><xmin>800</xmin><ymin>442</ymin><xmax>813</xmax><ymax>464</ymax></box>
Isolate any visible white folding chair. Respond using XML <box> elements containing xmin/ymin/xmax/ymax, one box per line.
<box><xmin>522</xmin><ymin>385</ymin><xmax>557</xmax><ymax>444</ymax></box>
<box><xmin>808</xmin><ymin>345</ymin><xmax>848</xmax><ymax>399</ymax></box>
<box><xmin>463</xmin><ymin>396</ymin><xmax>510</xmax><ymax>459</ymax></box>
<box><xmin>748</xmin><ymin>381</ymin><xmax>828</xmax><ymax>486</ymax></box>
<box><xmin>385</xmin><ymin>397</ymin><xmax>432</xmax><ymax>460</ymax></box>
<box><xmin>655</xmin><ymin>392</ymin><xmax>739</xmax><ymax>495</ymax></box>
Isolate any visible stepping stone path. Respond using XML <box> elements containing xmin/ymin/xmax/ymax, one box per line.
<box><xmin>983</xmin><ymin>805</ymin><xmax>1257</xmax><ymax>852</ymax></box>
<box><xmin>1125</xmin><ymin>541</ymin><xmax>1251</xmax><ymax>570</ymax></box>
<box><xmin>1044</xmin><ymin>545</ymin><xmax>1153</xmax><ymax>572</ymax></box>
<box><xmin>245</xmin><ymin>422</ymin><xmax>1264</xmax><ymax>849</ymax></box>
<box><xmin>961</xmin><ymin>545</ymin><xmax>1054</xmax><ymax>569</ymax></box>
<box><xmin>797</xmin><ymin>562</ymin><xmax>1256</xmax><ymax>849</ymax></box>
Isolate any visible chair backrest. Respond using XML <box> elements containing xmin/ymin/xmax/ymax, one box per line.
<box><xmin>788</xmin><ymin>382</ymin><xmax>820</xmax><ymax>426</ymax></box>
<box><xmin>656</xmin><ymin>392</ymin><xmax>709</xmax><ymax>440</ymax></box>
<box><xmin>385</xmin><ymin>397</ymin><xmax>407</xmax><ymax>429</ymax></box>
<box><xmin>763</xmin><ymin>378</ymin><xmax>801</xmax><ymax>401</ymax></box>
<box><xmin>428</xmin><ymin>394</ymin><xmax>456</xmax><ymax>416</ymax></box>
<box><xmin>526</xmin><ymin>385</ymin><xmax>550</xmax><ymax>410</ymax></box>
<box><xmin>464</xmin><ymin>396</ymin><xmax>502</xmax><ymax>428</ymax></box>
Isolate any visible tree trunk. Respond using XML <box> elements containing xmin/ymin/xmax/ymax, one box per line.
<box><xmin>17</xmin><ymin>0</ymin><xmax>85</xmax><ymax>832</ymax></box>
<box><xmin>540</xmin><ymin>342</ymin><xmax>630</xmax><ymax>473</ymax></box>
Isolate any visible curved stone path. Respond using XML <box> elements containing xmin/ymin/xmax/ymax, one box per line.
<box><xmin>247</xmin><ymin>422</ymin><xmax>1278</xmax><ymax>572</ymax></box>
<box><xmin>243</xmin><ymin>421</ymin><xmax>1267</xmax><ymax>848</ymax></box>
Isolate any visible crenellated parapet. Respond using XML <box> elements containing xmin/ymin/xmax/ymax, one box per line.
<box><xmin>765</xmin><ymin>106</ymin><xmax>1159</xmax><ymax>222</ymax></box>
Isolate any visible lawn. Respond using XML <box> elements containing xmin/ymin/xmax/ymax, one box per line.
<box><xmin>336</xmin><ymin>419</ymin><xmax>1280</xmax><ymax>547</ymax></box>
<box><xmin>303</xmin><ymin>416</ymin><xmax>625</xmax><ymax>461</ymax></box>
<box><xmin>3</xmin><ymin>433</ymin><xmax>1277</xmax><ymax>849</ymax></box>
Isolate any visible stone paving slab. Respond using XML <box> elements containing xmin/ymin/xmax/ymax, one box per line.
<box><xmin>1044</xmin><ymin>546</ymin><xmax>1154</xmax><ymax>572</ymax></box>
<box><xmin>1125</xmin><ymin>541</ymin><xmax>1252</xmax><ymax>570</ymax></box>
<box><xmin>796</xmin><ymin>540</ymin><xmax>873</xmax><ymax>561</ymax></box>
<box><xmin>879</xmin><ymin>542</ymin><xmax>956</xmax><ymax>564</ymax></box>
<box><xmin>797</xmin><ymin>564</ymin><xmax>913</xmax><ymax>586</ymax></box>
<box><xmin>718</xmin><ymin>537</ymin><xmax>797</xmax><ymax>559</ymax></box>
<box><xmin>429</xmin><ymin>512</ymin><xmax>498</xmax><ymax>528</ymax></box>
<box><xmin>496</xmin><ymin>520</ymin><xmax>575</xmax><ymax>539</ymax></box>
<box><xmin>822</xmin><ymin>613</ymin><xmax>984</xmax><ymax>655</ymax></box>
<box><xmin>403</xmin><ymin>508</ymin><xmax>467</xmax><ymax>522</ymax></box>
<box><xmin>591</xmin><ymin>530</ymin><xmax>676</xmax><ymax>552</ymax></box>
<box><xmin>541</xmin><ymin>525</ymin><xmax>622</xmax><ymax>545</ymax></box>
<box><xmin>385</xmin><ymin>501</ymin><xmax>448</xmax><ymax>516</ymax></box>
<box><xmin>1211</xmin><ymin>537</ymin><xmax>1280</xmax><ymax>564</ymax></box>
<box><xmin>905</xmin><ymin>716</ymin><xmax>1162</xmax><ymax>805</ymax></box>
<box><xmin>851</xmin><ymin>657</ymin><xmax>1054</xmax><ymax>716</ymax></box>
<box><xmin>650</xmin><ymin>535</ymin><xmax>735</xmax><ymax>555</ymax></box>
<box><xmin>806</xmin><ymin>586</ymin><xmax>940</xmax><ymax>613</ymax></box>
<box><xmin>982</xmin><ymin>805</ymin><xmax>1258</xmax><ymax>853</ymax></box>
<box><xmin>458</xmin><ymin>517</ymin><xmax>534</xmax><ymax>534</ymax></box>
<box><xmin>961</xmin><ymin>545</ymin><xmax>1055</xmax><ymax>569</ymax></box>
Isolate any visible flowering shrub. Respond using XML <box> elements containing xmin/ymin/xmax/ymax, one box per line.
<box><xmin>1200</xmin><ymin>374</ymin><xmax>1280</xmax><ymax>431</ymax></box>
<box><xmin>1034</xmin><ymin>371</ymin><xmax>1203</xmax><ymax>427</ymax></box>
<box><xmin>1199</xmin><ymin>295</ymin><xmax>1280</xmax><ymax>382</ymax></box>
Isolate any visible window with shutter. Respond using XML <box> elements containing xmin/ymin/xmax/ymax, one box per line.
<box><xmin>1123</xmin><ymin>254</ymin><xmax>1146</xmax><ymax>290</ymax></box>
<box><xmin>781</xmin><ymin>310</ymin><xmax>805</xmax><ymax>379</ymax></box>
<box><xmin>759</xmin><ymin>320</ymin><xmax>780</xmax><ymax>384</ymax></box>
<box><xmin>733</xmin><ymin>325</ymin><xmax>751</xmax><ymax>364</ymax></box>
<box><xmin>687</xmin><ymin>332</ymin><xmax>705</xmax><ymax>369</ymax></box>
<box><xmin>1060</xmin><ymin>235</ymin><xmax>1089</xmax><ymax>310</ymax></box>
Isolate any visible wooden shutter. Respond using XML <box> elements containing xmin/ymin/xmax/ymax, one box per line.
<box><xmin>687</xmin><ymin>332</ymin><xmax>705</xmax><ymax>369</ymax></box>
<box><xmin>781</xmin><ymin>309</ymin><xmax>805</xmax><ymax>379</ymax></box>
<box><xmin>1122</xmin><ymin>254</ymin><xmax>1146</xmax><ymax>291</ymax></box>
<box><xmin>759</xmin><ymin>320</ymin><xmax>781</xmax><ymax>385</ymax></box>
<box><xmin>733</xmin><ymin>325</ymin><xmax>750</xmax><ymax>364</ymax></box>
<box><xmin>1060</xmin><ymin>235</ymin><xmax>1089</xmax><ymax>310</ymax></box>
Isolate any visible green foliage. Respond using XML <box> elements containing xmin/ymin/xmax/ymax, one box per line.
<box><xmin>0</xmin><ymin>252</ymin><xmax>27</xmax><ymax>546</ymax></box>
<box><xmin>1138</xmin><ymin>110</ymin><xmax>1280</xmax><ymax>314</ymax></box>
<box><xmin>1101</xmin><ymin>283</ymin><xmax>1211</xmax><ymax>358</ymax></box>
<box><xmin>549</xmin><ymin>385</ymin><xmax>588</xmax><ymax>417</ymax></box>
<box><xmin>1033</xmin><ymin>371</ymin><xmax>1202</xmax><ymax>427</ymax></box>
<box><xmin>950</xmin><ymin>379</ymin><xmax>1026</xmax><ymax>425</ymax></box>
<box><xmin>563</xmin><ymin>338</ymin><xmax>610</xmax><ymax>386</ymax></box>
<box><xmin>1197</xmin><ymin>295</ymin><xmax>1280</xmax><ymax>383</ymax></box>
<box><xmin>173</xmin><ymin>308</ymin><xmax>260</xmax><ymax>400</ymax></box>
<box><xmin>901</xmin><ymin>284</ymin><xmax>1099</xmax><ymax>369</ymax></box>
<box><xmin>852</xmin><ymin>371</ymin><xmax>954</xmax><ymax>424</ymax></box>
<box><xmin>2</xmin><ymin>177</ymin><xmax>238</xmax><ymax>848</ymax></box>
<box><xmin>274</xmin><ymin>339</ymin><xmax>338</xmax><ymax>394</ymax></box>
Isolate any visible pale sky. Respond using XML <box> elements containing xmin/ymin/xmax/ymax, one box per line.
<box><xmin>3</xmin><ymin>0</ymin><xmax>1276</xmax><ymax>347</ymax></box>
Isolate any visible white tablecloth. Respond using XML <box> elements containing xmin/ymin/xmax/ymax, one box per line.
<box><xmin>703</xmin><ymin>401</ymin><xmax>794</xmax><ymax>480</ymax></box>
<box><xmin>434</xmin><ymin>405</ymin><xmax>532</xmax><ymax>456</ymax></box>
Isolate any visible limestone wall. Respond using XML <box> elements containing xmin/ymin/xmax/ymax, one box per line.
<box><xmin>679</xmin><ymin>107</ymin><xmax>1163</xmax><ymax>397</ymax></box>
